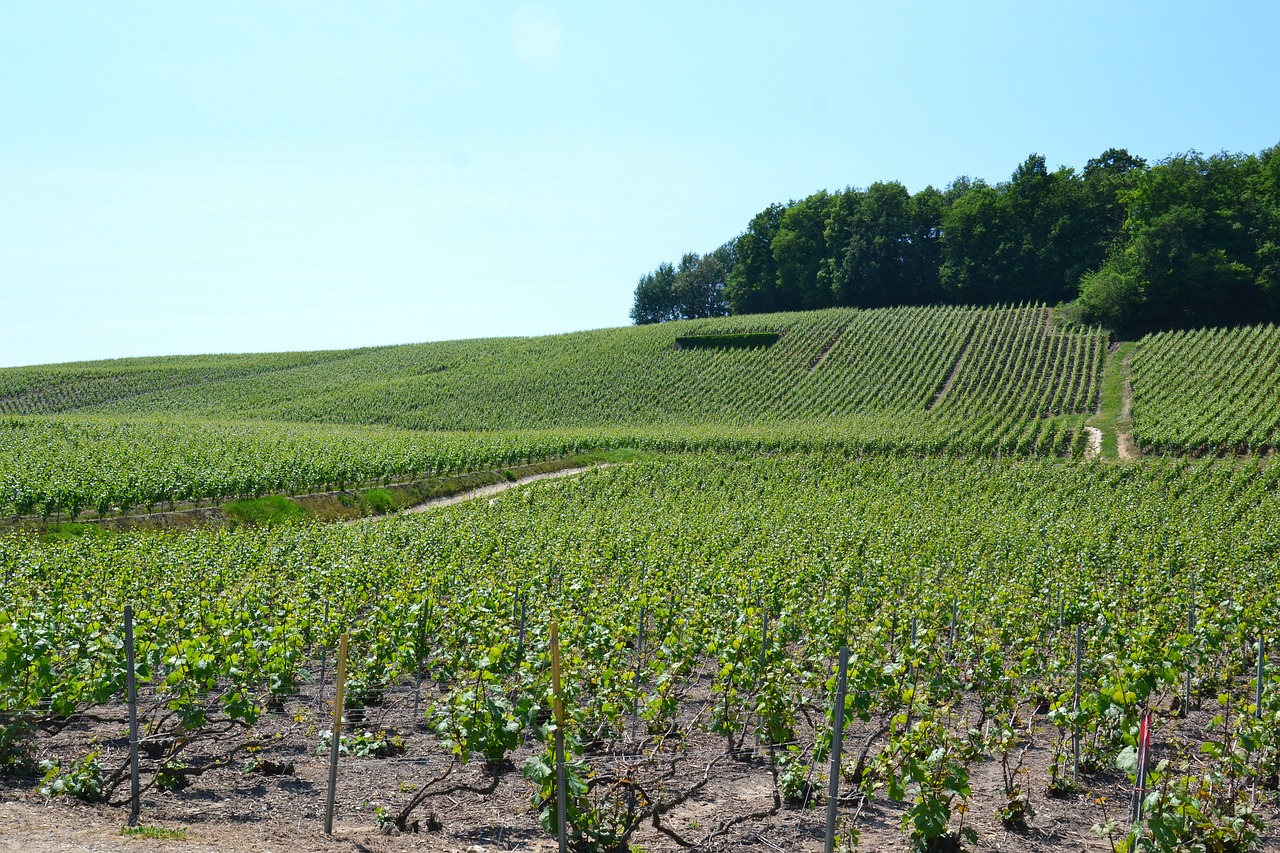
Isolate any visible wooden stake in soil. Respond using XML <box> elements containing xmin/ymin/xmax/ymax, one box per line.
<box><xmin>1130</xmin><ymin>710</ymin><xmax>1152</xmax><ymax>825</ymax></box>
<box><xmin>947</xmin><ymin>599</ymin><xmax>958</xmax><ymax>662</ymax></box>
<box><xmin>630</xmin><ymin>606</ymin><xmax>646</xmax><ymax>742</ymax></box>
<box><xmin>1257</xmin><ymin>636</ymin><xmax>1266</xmax><ymax>719</ymax></box>
<box><xmin>317</xmin><ymin>602</ymin><xmax>330</xmax><ymax>712</ymax></box>
<box><xmin>412</xmin><ymin>600</ymin><xmax>429</xmax><ymax>724</ymax></box>
<box><xmin>550</xmin><ymin>621</ymin><xmax>569</xmax><ymax>853</ymax></box>
<box><xmin>754</xmin><ymin>604</ymin><xmax>769</xmax><ymax>753</ymax></box>
<box><xmin>517</xmin><ymin>594</ymin><xmax>528</xmax><ymax>661</ymax></box>
<box><xmin>124</xmin><ymin>604</ymin><xmax>141</xmax><ymax>826</ymax></box>
<box><xmin>324</xmin><ymin>632</ymin><xmax>349</xmax><ymax>835</ymax></box>
<box><xmin>824</xmin><ymin>645</ymin><xmax>850</xmax><ymax>853</ymax></box>
<box><xmin>1073</xmin><ymin>622</ymin><xmax>1082</xmax><ymax>784</ymax></box>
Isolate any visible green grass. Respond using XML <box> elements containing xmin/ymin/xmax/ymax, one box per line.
<box><xmin>35</xmin><ymin>523</ymin><xmax>116</xmax><ymax>543</ymax></box>
<box><xmin>1087</xmin><ymin>341</ymin><xmax>1135</xmax><ymax>461</ymax></box>
<box><xmin>120</xmin><ymin>825</ymin><xmax>188</xmax><ymax>840</ymax></box>
<box><xmin>222</xmin><ymin>495</ymin><xmax>309</xmax><ymax>527</ymax></box>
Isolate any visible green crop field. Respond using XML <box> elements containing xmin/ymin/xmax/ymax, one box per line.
<box><xmin>3</xmin><ymin>305</ymin><xmax>1280</xmax><ymax>852</ymax></box>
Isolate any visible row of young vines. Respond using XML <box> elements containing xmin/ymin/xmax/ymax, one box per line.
<box><xmin>3</xmin><ymin>453</ymin><xmax>1278</xmax><ymax>850</ymax></box>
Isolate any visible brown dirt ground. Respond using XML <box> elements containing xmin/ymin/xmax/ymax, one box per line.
<box><xmin>7</xmin><ymin>660</ymin><xmax>1280</xmax><ymax>853</ymax></box>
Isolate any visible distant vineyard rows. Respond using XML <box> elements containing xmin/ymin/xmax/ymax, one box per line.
<box><xmin>1132</xmin><ymin>323</ymin><xmax>1280</xmax><ymax>454</ymax></box>
<box><xmin>0</xmin><ymin>305</ymin><xmax>1103</xmax><ymax>431</ymax></box>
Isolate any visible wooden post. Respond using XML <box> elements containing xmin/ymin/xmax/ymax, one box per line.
<box><xmin>1185</xmin><ymin>595</ymin><xmax>1195</xmax><ymax>716</ymax></box>
<box><xmin>517</xmin><ymin>596</ymin><xmax>528</xmax><ymax>661</ymax></box>
<box><xmin>1130</xmin><ymin>711</ymin><xmax>1151</xmax><ymax>825</ymax></box>
<box><xmin>1257</xmin><ymin>636</ymin><xmax>1266</xmax><ymax>719</ymax></box>
<box><xmin>317</xmin><ymin>602</ymin><xmax>330</xmax><ymax>712</ymax></box>
<box><xmin>630</xmin><ymin>606</ymin><xmax>646</xmax><ymax>742</ymax></box>
<box><xmin>412</xmin><ymin>601</ymin><xmax>428</xmax><ymax>724</ymax></box>
<box><xmin>124</xmin><ymin>604</ymin><xmax>140</xmax><ymax>826</ymax></box>
<box><xmin>947</xmin><ymin>599</ymin><xmax>958</xmax><ymax>661</ymax></box>
<box><xmin>550</xmin><ymin>622</ymin><xmax>568</xmax><ymax>853</ymax></box>
<box><xmin>824</xmin><ymin>645</ymin><xmax>850</xmax><ymax>853</ymax></box>
<box><xmin>1073</xmin><ymin>623</ymin><xmax>1082</xmax><ymax>784</ymax></box>
<box><xmin>324</xmin><ymin>632</ymin><xmax>349</xmax><ymax>835</ymax></box>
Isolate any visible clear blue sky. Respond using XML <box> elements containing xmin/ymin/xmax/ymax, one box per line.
<box><xmin>2</xmin><ymin>1</ymin><xmax>1278</xmax><ymax>368</ymax></box>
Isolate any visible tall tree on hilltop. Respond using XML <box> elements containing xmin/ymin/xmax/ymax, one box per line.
<box><xmin>828</xmin><ymin>181</ymin><xmax>944</xmax><ymax>307</ymax></box>
<box><xmin>674</xmin><ymin>247</ymin><xmax>732</xmax><ymax>319</ymax></box>
<box><xmin>772</xmin><ymin>192</ymin><xmax>834</xmax><ymax>311</ymax></box>
<box><xmin>630</xmin><ymin>262</ymin><xmax>680</xmax><ymax>324</ymax></box>
<box><xmin>725</xmin><ymin>204</ymin><xmax>785</xmax><ymax>314</ymax></box>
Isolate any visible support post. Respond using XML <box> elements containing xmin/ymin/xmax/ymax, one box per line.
<box><xmin>1073</xmin><ymin>623</ymin><xmax>1082</xmax><ymax>784</ymax></box>
<box><xmin>824</xmin><ymin>645</ymin><xmax>850</xmax><ymax>853</ymax></box>
<box><xmin>551</xmin><ymin>622</ymin><xmax>568</xmax><ymax>853</ymax></box>
<box><xmin>324</xmin><ymin>632</ymin><xmax>349</xmax><ymax>835</ymax></box>
<box><xmin>630</xmin><ymin>606</ymin><xmax>646</xmax><ymax>742</ymax></box>
<box><xmin>1257</xmin><ymin>636</ymin><xmax>1266</xmax><ymax>719</ymax></box>
<box><xmin>124</xmin><ymin>604</ymin><xmax>140</xmax><ymax>826</ymax></box>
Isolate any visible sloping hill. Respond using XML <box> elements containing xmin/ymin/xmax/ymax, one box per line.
<box><xmin>0</xmin><ymin>304</ymin><xmax>1112</xmax><ymax>519</ymax></box>
<box><xmin>0</xmin><ymin>304</ymin><xmax>1103</xmax><ymax>431</ymax></box>
<box><xmin>1131</xmin><ymin>324</ymin><xmax>1280</xmax><ymax>454</ymax></box>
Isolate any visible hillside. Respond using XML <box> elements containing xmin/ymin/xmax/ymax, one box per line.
<box><xmin>8</xmin><ymin>303</ymin><xmax>1280</xmax><ymax>521</ymax></box>
<box><xmin>1</xmin><ymin>304</ymin><xmax>1101</xmax><ymax>430</ymax></box>
<box><xmin>9</xmin><ymin>306</ymin><xmax>1280</xmax><ymax>853</ymax></box>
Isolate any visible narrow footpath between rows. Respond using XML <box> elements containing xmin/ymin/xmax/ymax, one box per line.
<box><xmin>398</xmin><ymin>465</ymin><xmax>608</xmax><ymax>514</ymax></box>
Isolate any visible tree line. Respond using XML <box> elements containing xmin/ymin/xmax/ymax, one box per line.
<box><xmin>630</xmin><ymin>145</ymin><xmax>1280</xmax><ymax>333</ymax></box>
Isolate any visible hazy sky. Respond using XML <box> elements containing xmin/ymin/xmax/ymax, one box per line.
<box><xmin>2</xmin><ymin>1</ymin><xmax>1278</xmax><ymax>368</ymax></box>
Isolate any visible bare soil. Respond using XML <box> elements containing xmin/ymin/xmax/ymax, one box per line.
<box><xmin>6</xmin><ymin>663</ymin><xmax>1280</xmax><ymax>853</ymax></box>
<box><xmin>927</xmin><ymin>323</ymin><xmax>979</xmax><ymax>411</ymax></box>
<box><xmin>399</xmin><ymin>467</ymin><xmax>603</xmax><ymax>515</ymax></box>
<box><xmin>1083</xmin><ymin>427</ymin><xmax>1103</xmax><ymax>461</ymax></box>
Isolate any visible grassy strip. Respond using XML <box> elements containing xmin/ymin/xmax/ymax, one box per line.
<box><xmin>119</xmin><ymin>825</ymin><xmax>188</xmax><ymax>840</ymax></box>
<box><xmin>22</xmin><ymin>449</ymin><xmax>649</xmax><ymax>534</ymax></box>
<box><xmin>1087</xmin><ymin>342</ymin><xmax>1135</xmax><ymax>461</ymax></box>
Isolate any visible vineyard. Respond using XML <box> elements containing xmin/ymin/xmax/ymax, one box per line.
<box><xmin>4</xmin><ymin>455</ymin><xmax>1280</xmax><ymax>851</ymax></box>
<box><xmin>0</xmin><ymin>304</ymin><xmax>1103</xmax><ymax>432</ymax></box>
<box><xmin>1131</xmin><ymin>324</ymin><xmax>1280</xmax><ymax>455</ymax></box>
<box><xmin>4</xmin><ymin>306</ymin><xmax>1280</xmax><ymax>851</ymax></box>
<box><xmin>0</xmin><ymin>305</ymin><xmax>1111</xmax><ymax>522</ymax></box>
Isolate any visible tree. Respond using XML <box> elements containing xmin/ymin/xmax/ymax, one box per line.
<box><xmin>829</xmin><ymin>181</ymin><xmax>943</xmax><ymax>307</ymax></box>
<box><xmin>1254</xmin><ymin>145</ymin><xmax>1280</xmax><ymax>306</ymax></box>
<box><xmin>725</xmin><ymin>204</ymin><xmax>785</xmax><ymax>314</ymax></box>
<box><xmin>939</xmin><ymin>181</ymin><xmax>1008</xmax><ymax>303</ymax></box>
<box><xmin>940</xmin><ymin>155</ymin><xmax>1096</xmax><ymax>306</ymax></box>
<box><xmin>772</xmin><ymin>192</ymin><xmax>834</xmax><ymax>311</ymax></box>
<box><xmin>1119</xmin><ymin>151</ymin><xmax>1260</xmax><ymax>327</ymax></box>
<box><xmin>673</xmin><ymin>247</ymin><xmax>731</xmax><ymax>319</ymax></box>
<box><xmin>629</xmin><ymin>263</ymin><xmax>679</xmax><ymax>324</ymax></box>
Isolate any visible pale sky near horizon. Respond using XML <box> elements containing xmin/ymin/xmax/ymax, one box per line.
<box><xmin>2</xmin><ymin>1</ymin><xmax>1278</xmax><ymax>368</ymax></box>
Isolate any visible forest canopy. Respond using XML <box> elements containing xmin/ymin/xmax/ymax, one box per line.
<box><xmin>629</xmin><ymin>145</ymin><xmax>1280</xmax><ymax>334</ymax></box>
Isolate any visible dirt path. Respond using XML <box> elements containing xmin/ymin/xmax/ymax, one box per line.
<box><xmin>1084</xmin><ymin>341</ymin><xmax>1138</xmax><ymax>462</ymax></box>
<box><xmin>927</xmin><ymin>320</ymin><xmax>978</xmax><ymax>410</ymax></box>
<box><xmin>806</xmin><ymin>317</ymin><xmax>854</xmax><ymax>372</ymax></box>
<box><xmin>399</xmin><ymin>466</ymin><xmax>604</xmax><ymax>514</ymax></box>
<box><xmin>0</xmin><ymin>802</ymin><xmax>403</xmax><ymax>853</ymax></box>
<box><xmin>1083</xmin><ymin>426</ymin><xmax>1103</xmax><ymax>461</ymax></box>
